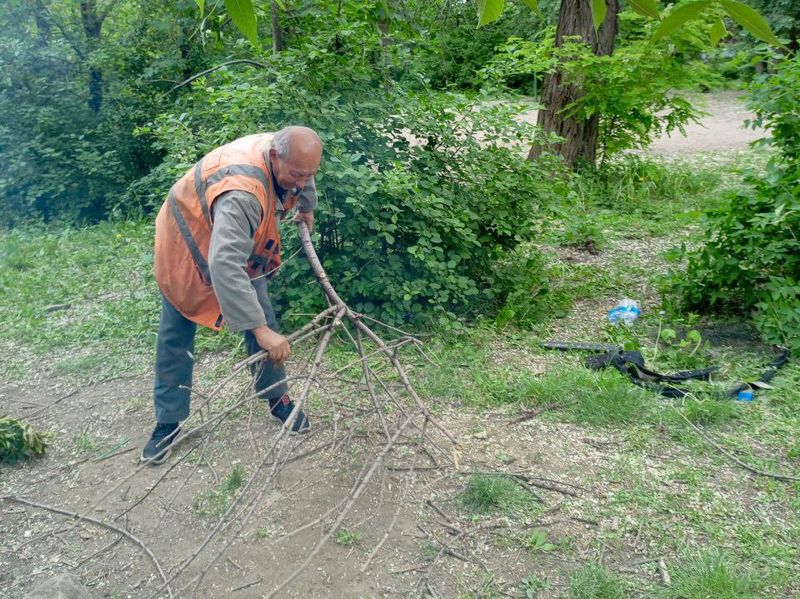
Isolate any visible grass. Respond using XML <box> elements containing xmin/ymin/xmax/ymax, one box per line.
<box><xmin>664</xmin><ymin>550</ymin><xmax>761</xmax><ymax>599</ymax></box>
<box><xmin>567</xmin><ymin>564</ymin><xmax>628</xmax><ymax>599</ymax></box>
<box><xmin>191</xmin><ymin>465</ymin><xmax>247</xmax><ymax>518</ymax></box>
<box><xmin>459</xmin><ymin>474</ymin><xmax>540</xmax><ymax>518</ymax></box>
<box><xmin>334</xmin><ymin>527</ymin><xmax>362</xmax><ymax>546</ymax></box>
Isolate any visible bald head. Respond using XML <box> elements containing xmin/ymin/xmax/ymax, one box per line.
<box><xmin>269</xmin><ymin>126</ymin><xmax>322</xmax><ymax>192</ymax></box>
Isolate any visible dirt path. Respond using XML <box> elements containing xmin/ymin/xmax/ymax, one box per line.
<box><xmin>518</xmin><ymin>90</ymin><xmax>765</xmax><ymax>156</ymax></box>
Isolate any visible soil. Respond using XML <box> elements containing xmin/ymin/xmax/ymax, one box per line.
<box><xmin>1</xmin><ymin>93</ymin><xmax>791</xmax><ymax>599</ymax></box>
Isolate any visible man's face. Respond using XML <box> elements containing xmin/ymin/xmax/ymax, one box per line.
<box><xmin>269</xmin><ymin>147</ymin><xmax>321</xmax><ymax>192</ymax></box>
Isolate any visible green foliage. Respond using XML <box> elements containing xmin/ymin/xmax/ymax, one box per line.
<box><xmin>141</xmin><ymin>31</ymin><xmax>551</xmax><ymax>325</ymax></box>
<box><xmin>682</xmin><ymin>395</ymin><xmax>738</xmax><ymax>425</ymax></box>
<box><xmin>676</xmin><ymin>54</ymin><xmax>800</xmax><ymax>350</ymax></box>
<box><xmin>519</xmin><ymin>573</ymin><xmax>550</xmax><ymax>598</ymax></box>
<box><xmin>192</xmin><ymin>464</ymin><xmax>246</xmax><ymax>518</ymax></box>
<box><xmin>522</xmin><ymin>529</ymin><xmax>555</xmax><ymax>552</ymax></box>
<box><xmin>334</xmin><ymin>527</ymin><xmax>361</xmax><ymax>546</ymax></box>
<box><xmin>567</xmin><ymin>563</ymin><xmax>628</xmax><ymax>599</ymax></box>
<box><xmin>663</xmin><ymin>549</ymin><xmax>761</xmax><ymax>598</ymax></box>
<box><xmin>459</xmin><ymin>474</ymin><xmax>539</xmax><ymax>517</ymax></box>
<box><xmin>484</xmin><ymin>29</ymin><xmax>705</xmax><ymax>162</ymax></box>
<box><xmin>0</xmin><ymin>416</ymin><xmax>47</xmax><ymax>463</ymax></box>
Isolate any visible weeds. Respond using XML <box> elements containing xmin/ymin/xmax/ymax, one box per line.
<box><xmin>567</xmin><ymin>564</ymin><xmax>628</xmax><ymax>599</ymax></box>
<box><xmin>192</xmin><ymin>465</ymin><xmax>246</xmax><ymax>518</ymax></box>
<box><xmin>334</xmin><ymin>527</ymin><xmax>361</xmax><ymax>547</ymax></box>
<box><xmin>459</xmin><ymin>474</ymin><xmax>539</xmax><ymax>518</ymax></box>
<box><xmin>664</xmin><ymin>550</ymin><xmax>760</xmax><ymax>599</ymax></box>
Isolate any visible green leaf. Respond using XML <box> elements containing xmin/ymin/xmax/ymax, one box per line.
<box><xmin>651</xmin><ymin>0</ymin><xmax>713</xmax><ymax>43</ymax></box>
<box><xmin>224</xmin><ymin>0</ymin><xmax>258</xmax><ymax>47</ymax></box>
<box><xmin>194</xmin><ymin>0</ymin><xmax>205</xmax><ymax>14</ymax></box>
<box><xmin>719</xmin><ymin>0</ymin><xmax>783</xmax><ymax>47</ymax></box>
<box><xmin>628</xmin><ymin>0</ymin><xmax>659</xmax><ymax>19</ymax></box>
<box><xmin>521</xmin><ymin>0</ymin><xmax>540</xmax><ymax>14</ymax></box>
<box><xmin>477</xmin><ymin>0</ymin><xmax>505</xmax><ymax>27</ymax></box>
<box><xmin>592</xmin><ymin>0</ymin><xmax>607</xmax><ymax>34</ymax></box>
<box><xmin>710</xmin><ymin>18</ymin><xmax>728</xmax><ymax>45</ymax></box>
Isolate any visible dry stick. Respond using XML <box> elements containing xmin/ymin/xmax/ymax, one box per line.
<box><xmin>71</xmin><ymin>375</ymin><xmax>307</xmax><ymax>534</ymax></box>
<box><xmin>348</xmin><ymin>324</ymin><xmax>391</xmax><ymax>442</ymax></box>
<box><xmin>297</xmin><ymin>222</ymin><xmax>458</xmax><ymax>447</ymax></box>
<box><xmin>234</xmin><ymin>306</ymin><xmax>338</xmax><ymax>370</ymax></box>
<box><xmin>24</xmin><ymin>389</ymin><xmax>79</xmax><ymax>420</ymax></box>
<box><xmin>156</xmin><ymin>318</ymin><xmax>342</xmax><ymax>598</ymax></box>
<box><xmin>364</xmin><ymin>363</ymin><xmax>453</xmax><ymax>465</ymax></box>
<box><xmin>264</xmin><ymin>412</ymin><xmax>418</xmax><ymax>599</ymax></box>
<box><xmin>1</xmin><ymin>496</ymin><xmax>173</xmax><ymax>598</ymax></box>
<box><xmin>186</xmin><ymin>311</ymin><xmax>347</xmax><ymax>595</ymax></box>
<box><xmin>509</xmin><ymin>402</ymin><xmax>561</xmax><ymax>425</ymax></box>
<box><xmin>361</xmin><ymin>418</ymin><xmax>429</xmax><ymax>572</ymax></box>
<box><xmin>673</xmin><ymin>404</ymin><xmax>800</xmax><ymax>482</ymax></box>
<box><xmin>231</xmin><ymin>578</ymin><xmax>263</xmax><ymax>593</ymax></box>
<box><xmin>416</xmin><ymin>520</ymin><xmax>509</xmax><ymax>597</ymax></box>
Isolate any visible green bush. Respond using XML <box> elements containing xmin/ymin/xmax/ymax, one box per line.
<box><xmin>139</xmin><ymin>38</ymin><xmax>556</xmax><ymax>326</ymax></box>
<box><xmin>675</xmin><ymin>54</ymin><xmax>800</xmax><ymax>351</ymax></box>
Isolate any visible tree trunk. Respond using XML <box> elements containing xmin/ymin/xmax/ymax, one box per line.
<box><xmin>527</xmin><ymin>0</ymin><xmax>619</xmax><ymax>168</ymax></box>
<box><xmin>79</xmin><ymin>0</ymin><xmax>104</xmax><ymax>113</ymax></box>
<box><xmin>271</xmin><ymin>1</ymin><xmax>283</xmax><ymax>53</ymax></box>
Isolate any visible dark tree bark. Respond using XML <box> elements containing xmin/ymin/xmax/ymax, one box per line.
<box><xmin>271</xmin><ymin>1</ymin><xmax>283</xmax><ymax>53</ymax></box>
<box><xmin>528</xmin><ymin>0</ymin><xmax>619</xmax><ymax>168</ymax></box>
<box><xmin>79</xmin><ymin>0</ymin><xmax>109</xmax><ymax>113</ymax></box>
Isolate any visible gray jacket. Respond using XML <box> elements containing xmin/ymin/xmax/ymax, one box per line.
<box><xmin>208</xmin><ymin>179</ymin><xmax>317</xmax><ymax>331</ymax></box>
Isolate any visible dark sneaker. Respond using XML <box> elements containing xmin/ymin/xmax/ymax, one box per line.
<box><xmin>269</xmin><ymin>395</ymin><xmax>310</xmax><ymax>435</ymax></box>
<box><xmin>140</xmin><ymin>422</ymin><xmax>181</xmax><ymax>465</ymax></box>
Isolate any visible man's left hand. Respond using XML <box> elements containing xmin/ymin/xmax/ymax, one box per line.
<box><xmin>293</xmin><ymin>210</ymin><xmax>314</xmax><ymax>233</ymax></box>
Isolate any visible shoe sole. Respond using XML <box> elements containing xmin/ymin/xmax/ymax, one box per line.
<box><xmin>140</xmin><ymin>446</ymin><xmax>172</xmax><ymax>465</ymax></box>
<box><xmin>270</xmin><ymin>414</ymin><xmax>310</xmax><ymax>435</ymax></box>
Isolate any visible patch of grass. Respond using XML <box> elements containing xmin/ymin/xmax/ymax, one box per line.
<box><xmin>334</xmin><ymin>527</ymin><xmax>361</xmax><ymax>546</ymax></box>
<box><xmin>663</xmin><ymin>550</ymin><xmax>761</xmax><ymax>599</ymax></box>
<box><xmin>682</xmin><ymin>396</ymin><xmax>738</xmax><ymax>426</ymax></box>
<box><xmin>519</xmin><ymin>573</ymin><xmax>550</xmax><ymax>598</ymax></box>
<box><xmin>72</xmin><ymin>432</ymin><xmax>101</xmax><ymax>453</ymax></box>
<box><xmin>191</xmin><ymin>465</ymin><xmax>246</xmax><ymax>518</ymax></box>
<box><xmin>459</xmin><ymin>575</ymin><xmax>502</xmax><ymax>599</ymax></box>
<box><xmin>459</xmin><ymin>474</ymin><xmax>539</xmax><ymax>518</ymax></box>
<box><xmin>567</xmin><ymin>563</ymin><xmax>628</xmax><ymax>599</ymax></box>
<box><xmin>529</xmin><ymin>366</ymin><xmax>656</xmax><ymax>427</ymax></box>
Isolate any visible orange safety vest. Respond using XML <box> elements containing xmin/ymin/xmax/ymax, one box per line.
<box><xmin>154</xmin><ymin>133</ymin><xmax>298</xmax><ymax>330</ymax></box>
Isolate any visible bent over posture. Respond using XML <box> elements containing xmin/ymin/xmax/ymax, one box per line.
<box><xmin>142</xmin><ymin>126</ymin><xmax>323</xmax><ymax>464</ymax></box>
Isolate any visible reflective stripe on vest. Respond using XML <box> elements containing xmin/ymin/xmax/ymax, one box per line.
<box><xmin>168</xmin><ymin>189</ymin><xmax>212</xmax><ymax>285</ymax></box>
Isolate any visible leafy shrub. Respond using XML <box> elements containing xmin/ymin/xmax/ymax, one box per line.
<box><xmin>675</xmin><ymin>54</ymin><xmax>800</xmax><ymax>351</ymax></box>
<box><xmin>0</xmin><ymin>416</ymin><xmax>47</xmax><ymax>463</ymax></box>
<box><xmin>139</xmin><ymin>39</ymin><xmax>555</xmax><ymax>326</ymax></box>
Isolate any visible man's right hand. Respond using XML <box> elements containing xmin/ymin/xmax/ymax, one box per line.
<box><xmin>252</xmin><ymin>325</ymin><xmax>291</xmax><ymax>365</ymax></box>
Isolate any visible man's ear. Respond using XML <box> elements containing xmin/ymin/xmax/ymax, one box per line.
<box><xmin>268</xmin><ymin>147</ymin><xmax>277</xmax><ymax>162</ymax></box>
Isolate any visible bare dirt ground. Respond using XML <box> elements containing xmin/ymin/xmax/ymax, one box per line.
<box><xmin>1</xmin><ymin>93</ymin><xmax>792</xmax><ymax>599</ymax></box>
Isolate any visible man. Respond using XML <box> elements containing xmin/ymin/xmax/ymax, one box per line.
<box><xmin>141</xmin><ymin>126</ymin><xmax>323</xmax><ymax>465</ymax></box>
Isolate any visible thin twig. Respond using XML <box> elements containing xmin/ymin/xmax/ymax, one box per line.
<box><xmin>0</xmin><ymin>496</ymin><xmax>172</xmax><ymax>597</ymax></box>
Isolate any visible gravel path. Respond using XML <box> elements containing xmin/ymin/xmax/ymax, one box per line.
<box><xmin>645</xmin><ymin>90</ymin><xmax>765</xmax><ymax>156</ymax></box>
<box><xmin>518</xmin><ymin>90</ymin><xmax>766</xmax><ymax>156</ymax></box>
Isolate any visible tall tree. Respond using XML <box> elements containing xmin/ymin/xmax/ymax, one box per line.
<box><xmin>527</xmin><ymin>0</ymin><xmax>619</xmax><ymax>166</ymax></box>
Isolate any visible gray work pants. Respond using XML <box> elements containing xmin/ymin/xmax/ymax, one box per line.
<box><xmin>153</xmin><ymin>280</ymin><xmax>288</xmax><ymax>424</ymax></box>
